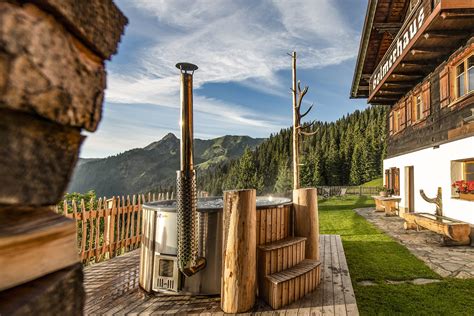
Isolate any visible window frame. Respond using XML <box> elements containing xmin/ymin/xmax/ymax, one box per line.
<box><xmin>453</xmin><ymin>52</ymin><xmax>474</xmax><ymax>101</ymax></box>
<box><xmin>464</xmin><ymin>161</ymin><xmax>474</xmax><ymax>182</ymax></box>
<box><xmin>385</xmin><ymin>167</ymin><xmax>400</xmax><ymax>196</ymax></box>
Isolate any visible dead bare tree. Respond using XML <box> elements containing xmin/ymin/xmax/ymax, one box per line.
<box><xmin>290</xmin><ymin>51</ymin><xmax>317</xmax><ymax>190</ymax></box>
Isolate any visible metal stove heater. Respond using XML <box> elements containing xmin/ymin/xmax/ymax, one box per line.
<box><xmin>139</xmin><ymin>63</ymin><xmax>222</xmax><ymax>295</ymax></box>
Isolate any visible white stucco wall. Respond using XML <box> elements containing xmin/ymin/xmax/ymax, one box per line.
<box><xmin>384</xmin><ymin>136</ymin><xmax>474</xmax><ymax>224</ymax></box>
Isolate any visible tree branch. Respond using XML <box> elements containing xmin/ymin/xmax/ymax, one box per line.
<box><xmin>297</xmin><ymin>86</ymin><xmax>308</xmax><ymax>109</ymax></box>
<box><xmin>299</xmin><ymin>129</ymin><xmax>318</xmax><ymax>136</ymax></box>
<box><xmin>300</xmin><ymin>103</ymin><xmax>314</xmax><ymax>119</ymax></box>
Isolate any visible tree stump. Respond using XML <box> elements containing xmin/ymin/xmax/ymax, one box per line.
<box><xmin>221</xmin><ymin>189</ymin><xmax>256</xmax><ymax>313</ymax></box>
<box><xmin>293</xmin><ymin>188</ymin><xmax>319</xmax><ymax>260</ymax></box>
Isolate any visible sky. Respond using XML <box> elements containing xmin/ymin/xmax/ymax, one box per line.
<box><xmin>80</xmin><ymin>0</ymin><xmax>370</xmax><ymax>158</ymax></box>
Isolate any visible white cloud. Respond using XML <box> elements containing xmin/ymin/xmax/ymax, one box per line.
<box><xmin>106</xmin><ymin>0</ymin><xmax>358</xmax><ymax>127</ymax></box>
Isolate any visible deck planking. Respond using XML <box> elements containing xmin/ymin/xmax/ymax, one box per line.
<box><xmin>84</xmin><ymin>235</ymin><xmax>358</xmax><ymax>315</ymax></box>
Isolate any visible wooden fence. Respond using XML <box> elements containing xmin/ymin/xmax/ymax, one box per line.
<box><xmin>55</xmin><ymin>192</ymin><xmax>172</xmax><ymax>265</ymax></box>
<box><xmin>316</xmin><ymin>186</ymin><xmax>383</xmax><ymax>197</ymax></box>
<box><xmin>55</xmin><ymin>191</ymin><xmax>211</xmax><ymax>265</ymax></box>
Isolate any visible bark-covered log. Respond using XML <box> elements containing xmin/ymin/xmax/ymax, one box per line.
<box><xmin>293</xmin><ymin>188</ymin><xmax>319</xmax><ymax>261</ymax></box>
<box><xmin>0</xmin><ymin>109</ymin><xmax>83</xmax><ymax>206</ymax></box>
<box><xmin>221</xmin><ymin>189</ymin><xmax>257</xmax><ymax>313</ymax></box>
<box><xmin>0</xmin><ymin>2</ymin><xmax>106</xmax><ymax>131</ymax></box>
<box><xmin>25</xmin><ymin>0</ymin><xmax>128</xmax><ymax>60</ymax></box>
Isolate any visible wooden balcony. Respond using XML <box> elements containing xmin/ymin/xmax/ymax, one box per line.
<box><xmin>368</xmin><ymin>0</ymin><xmax>474</xmax><ymax>104</ymax></box>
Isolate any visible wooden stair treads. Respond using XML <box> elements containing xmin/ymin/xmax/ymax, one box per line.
<box><xmin>256</xmin><ymin>205</ymin><xmax>291</xmax><ymax>245</ymax></box>
<box><xmin>257</xmin><ymin>237</ymin><xmax>306</xmax><ymax>276</ymax></box>
<box><xmin>263</xmin><ymin>259</ymin><xmax>321</xmax><ymax>309</ymax></box>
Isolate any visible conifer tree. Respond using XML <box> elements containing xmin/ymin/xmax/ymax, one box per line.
<box><xmin>274</xmin><ymin>161</ymin><xmax>292</xmax><ymax>194</ymax></box>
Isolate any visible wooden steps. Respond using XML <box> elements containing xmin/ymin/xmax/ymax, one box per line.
<box><xmin>256</xmin><ymin>204</ymin><xmax>322</xmax><ymax>310</ymax></box>
<box><xmin>258</xmin><ymin>237</ymin><xmax>306</xmax><ymax>276</ymax></box>
<box><xmin>263</xmin><ymin>259</ymin><xmax>321</xmax><ymax>309</ymax></box>
<box><xmin>256</xmin><ymin>205</ymin><xmax>291</xmax><ymax>245</ymax></box>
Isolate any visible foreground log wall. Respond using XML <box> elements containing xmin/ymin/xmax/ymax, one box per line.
<box><xmin>0</xmin><ymin>1</ymin><xmax>127</xmax><ymax>314</ymax></box>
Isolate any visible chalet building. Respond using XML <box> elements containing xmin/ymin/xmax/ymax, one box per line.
<box><xmin>351</xmin><ymin>0</ymin><xmax>474</xmax><ymax>223</ymax></box>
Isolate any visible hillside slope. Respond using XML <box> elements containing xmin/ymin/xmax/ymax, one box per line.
<box><xmin>199</xmin><ymin>105</ymin><xmax>388</xmax><ymax>195</ymax></box>
<box><xmin>68</xmin><ymin>133</ymin><xmax>264</xmax><ymax>196</ymax></box>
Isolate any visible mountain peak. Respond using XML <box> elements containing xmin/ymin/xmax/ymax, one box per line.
<box><xmin>162</xmin><ymin>132</ymin><xmax>178</xmax><ymax>141</ymax></box>
<box><xmin>144</xmin><ymin>133</ymin><xmax>179</xmax><ymax>151</ymax></box>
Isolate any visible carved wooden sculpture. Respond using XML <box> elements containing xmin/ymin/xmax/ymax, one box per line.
<box><xmin>290</xmin><ymin>52</ymin><xmax>317</xmax><ymax>189</ymax></box>
<box><xmin>420</xmin><ymin>187</ymin><xmax>443</xmax><ymax>217</ymax></box>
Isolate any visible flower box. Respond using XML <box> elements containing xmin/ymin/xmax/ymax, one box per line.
<box><xmin>459</xmin><ymin>192</ymin><xmax>474</xmax><ymax>201</ymax></box>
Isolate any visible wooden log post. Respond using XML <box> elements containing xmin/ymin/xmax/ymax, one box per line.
<box><xmin>293</xmin><ymin>188</ymin><xmax>319</xmax><ymax>261</ymax></box>
<box><xmin>221</xmin><ymin>189</ymin><xmax>257</xmax><ymax>313</ymax></box>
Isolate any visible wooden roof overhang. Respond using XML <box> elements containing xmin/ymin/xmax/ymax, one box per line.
<box><xmin>351</xmin><ymin>0</ymin><xmax>410</xmax><ymax>99</ymax></box>
<box><xmin>368</xmin><ymin>0</ymin><xmax>474</xmax><ymax>105</ymax></box>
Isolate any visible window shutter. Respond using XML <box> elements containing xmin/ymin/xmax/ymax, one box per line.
<box><xmin>385</xmin><ymin>169</ymin><xmax>390</xmax><ymax>188</ymax></box>
<box><xmin>389</xmin><ymin>111</ymin><xmax>393</xmax><ymax>135</ymax></box>
<box><xmin>439</xmin><ymin>66</ymin><xmax>450</xmax><ymax>107</ymax></box>
<box><xmin>400</xmin><ymin>100</ymin><xmax>406</xmax><ymax>130</ymax></box>
<box><xmin>394</xmin><ymin>168</ymin><xmax>400</xmax><ymax>195</ymax></box>
<box><xmin>411</xmin><ymin>94</ymin><xmax>417</xmax><ymax>123</ymax></box>
<box><xmin>422</xmin><ymin>81</ymin><xmax>431</xmax><ymax>117</ymax></box>
<box><xmin>405</xmin><ymin>98</ymin><xmax>412</xmax><ymax>126</ymax></box>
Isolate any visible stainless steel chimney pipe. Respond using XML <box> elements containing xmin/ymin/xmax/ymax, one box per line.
<box><xmin>175</xmin><ymin>62</ymin><xmax>206</xmax><ymax>277</ymax></box>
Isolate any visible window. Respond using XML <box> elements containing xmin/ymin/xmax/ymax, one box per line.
<box><xmin>465</xmin><ymin>161</ymin><xmax>474</xmax><ymax>182</ymax></box>
<box><xmin>456</xmin><ymin>62</ymin><xmax>465</xmax><ymax>98</ymax></box>
<box><xmin>451</xmin><ymin>159</ymin><xmax>474</xmax><ymax>200</ymax></box>
<box><xmin>454</xmin><ymin>53</ymin><xmax>474</xmax><ymax>99</ymax></box>
<box><xmin>415</xmin><ymin>95</ymin><xmax>422</xmax><ymax>121</ymax></box>
<box><xmin>385</xmin><ymin>168</ymin><xmax>400</xmax><ymax>195</ymax></box>
<box><xmin>468</xmin><ymin>56</ymin><xmax>474</xmax><ymax>93</ymax></box>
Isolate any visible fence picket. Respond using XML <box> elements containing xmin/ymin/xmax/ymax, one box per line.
<box><xmin>125</xmin><ymin>195</ymin><xmax>132</xmax><ymax>250</ymax></box>
<box><xmin>79</xmin><ymin>199</ymin><xmax>87</xmax><ymax>261</ymax></box>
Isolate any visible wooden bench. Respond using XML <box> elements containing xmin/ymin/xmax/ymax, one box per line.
<box><xmin>403</xmin><ymin>213</ymin><xmax>471</xmax><ymax>245</ymax></box>
<box><xmin>372</xmin><ymin>196</ymin><xmax>401</xmax><ymax>216</ymax></box>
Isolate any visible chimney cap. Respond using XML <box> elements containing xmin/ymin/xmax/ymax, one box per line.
<box><xmin>176</xmin><ymin>62</ymin><xmax>198</xmax><ymax>73</ymax></box>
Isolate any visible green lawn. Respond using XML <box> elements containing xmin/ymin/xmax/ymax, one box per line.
<box><xmin>361</xmin><ymin>177</ymin><xmax>383</xmax><ymax>187</ymax></box>
<box><xmin>319</xmin><ymin>196</ymin><xmax>474</xmax><ymax>315</ymax></box>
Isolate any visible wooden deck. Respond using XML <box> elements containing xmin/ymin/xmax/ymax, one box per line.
<box><xmin>84</xmin><ymin>235</ymin><xmax>358</xmax><ymax>315</ymax></box>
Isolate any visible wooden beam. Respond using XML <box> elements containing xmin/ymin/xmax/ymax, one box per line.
<box><xmin>379</xmin><ymin>90</ymin><xmax>404</xmax><ymax>96</ymax></box>
<box><xmin>358</xmin><ymin>85</ymin><xmax>369</xmax><ymax>91</ymax></box>
<box><xmin>372</xmin><ymin>97</ymin><xmax>400</xmax><ymax>101</ymax></box>
<box><xmin>441</xmin><ymin>11</ymin><xmax>474</xmax><ymax>19</ymax></box>
<box><xmin>383</xmin><ymin>82</ymin><xmax>415</xmax><ymax>88</ymax></box>
<box><xmin>370</xmin><ymin>100</ymin><xmax>396</xmax><ymax>105</ymax></box>
<box><xmin>410</xmin><ymin>48</ymin><xmax>447</xmax><ymax>56</ymax></box>
<box><xmin>373</xmin><ymin>22</ymin><xmax>403</xmax><ymax>33</ymax></box>
<box><xmin>402</xmin><ymin>61</ymin><xmax>436</xmax><ymax>68</ymax></box>
<box><xmin>391</xmin><ymin>73</ymin><xmax>423</xmax><ymax>80</ymax></box>
<box><xmin>423</xmin><ymin>30</ymin><xmax>468</xmax><ymax>39</ymax></box>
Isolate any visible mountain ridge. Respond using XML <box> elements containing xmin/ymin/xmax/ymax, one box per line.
<box><xmin>68</xmin><ymin>133</ymin><xmax>264</xmax><ymax>196</ymax></box>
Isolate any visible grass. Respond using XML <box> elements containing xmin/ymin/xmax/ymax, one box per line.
<box><xmin>361</xmin><ymin>177</ymin><xmax>383</xmax><ymax>187</ymax></box>
<box><xmin>319</xmin><ymin>196</ymin><xmax>474</xmax><ymax>315</ymax></box>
